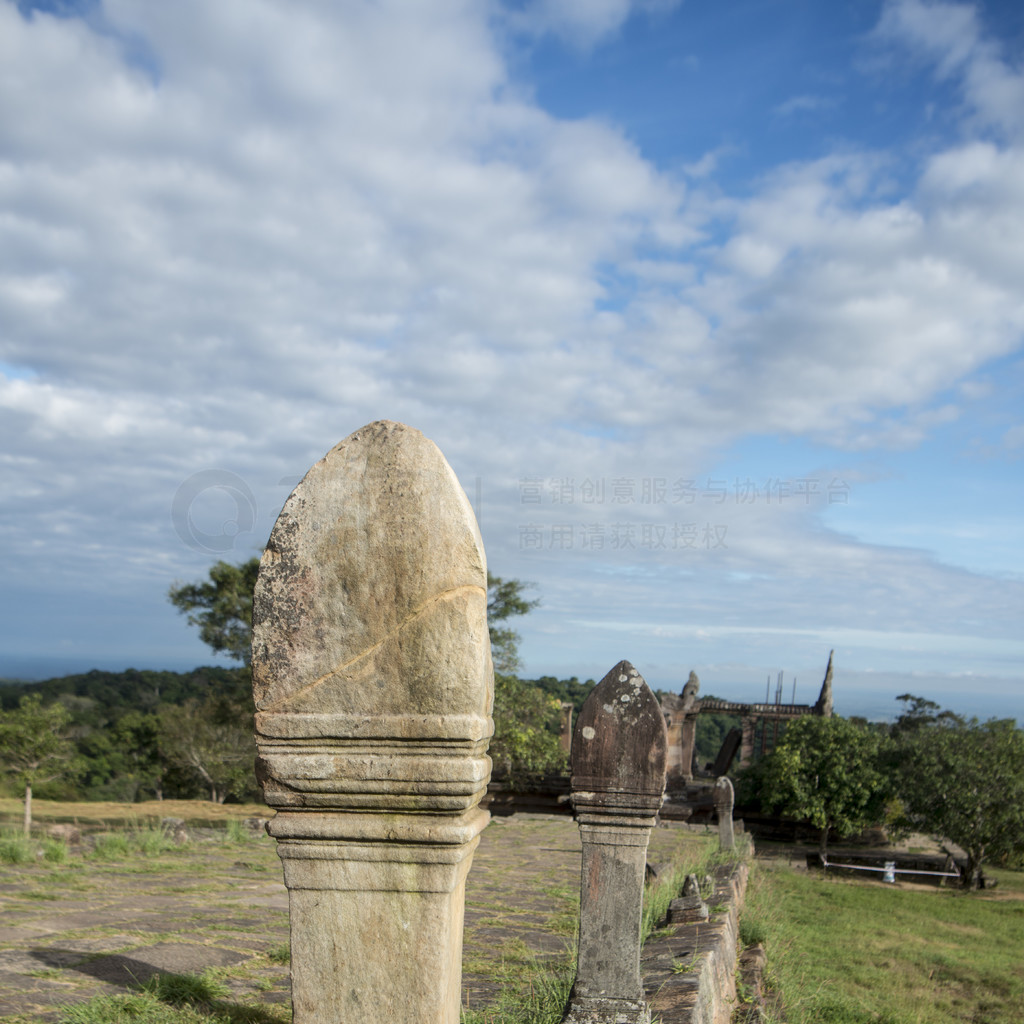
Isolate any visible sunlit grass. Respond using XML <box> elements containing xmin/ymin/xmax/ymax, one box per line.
<box><xmin>56</xmin><ymin>969</ymin><xmax>290</xmax><ymax>1024</ymax></box>
<box><xmin>743</xmin><ymin>859</ymin><xmax>1024</xmax><ymax>1024</ymax></box>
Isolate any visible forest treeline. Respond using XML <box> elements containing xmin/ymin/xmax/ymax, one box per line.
<box><xmin>0</xmin><ymin>666</ymin><xmax>256</xmax><ymax>804</ymax></box>
<box><xmin>0</xmin><ymin>664</ymin><xmax>739</xmax><ymax>805</ymax></box>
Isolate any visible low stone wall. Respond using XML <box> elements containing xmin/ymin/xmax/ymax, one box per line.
<box><xmin>641</xmin><ymin>860</ymin><xmax>750</xmax><ymax>1024</ymax></box>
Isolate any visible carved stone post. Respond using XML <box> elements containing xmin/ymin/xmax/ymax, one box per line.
<box><xmin>714</xmin><ymin>776</ymin><xmax>735</xmax><ymax>852</ymax></box>
<box><xmin>677</xmin><ymin>716</ymin><xmax>697</xmax><ymax>781</ymax></box>
<box><xmin>661</xmin><ymin>695</ymin><xmax>685</xmax><ymax>788</ymax></box>
<box><xmin>564</xmin><ymin>661</ymin><xmax>667</xmax><ymax>1024</ymax></box>
<box><xmin>251</xmin><ymin>421</ymin><xmax>493</xmax><ymax>1024</ymax></box>
<box><xmin>560</xmin><ymin>702</ymin><xmax>575</xmax><ymax>754</ymax></box>
<box><xmin>677</xmin><ymin>670</ymin><xmax>700</xmax><ymax>782</ymax></box>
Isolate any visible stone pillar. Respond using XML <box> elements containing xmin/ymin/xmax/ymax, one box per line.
<box><xmin>560</xmin><ymin>702</ymin><xmax>575</xmax><ymax>755</ymax></box>
<box><xmin>660</xmin><ymin>694</ymin><xmax>683</xmax><ymax>787</ymax></box>
<box><xmin>564</xmin><ymin>661</ymin><xmax>667</xmax><ymax>1024</ymax></box>
<box><xmin>739</xmin><ymin>716</ymin><xmax>756</xmax><ymax>768</ymax></box>
<box><xmin>677</xmin><ymin>715</ymin><xmax>697</xmax><ymax>780</ymax></box>
<box><xmin>714</xmin><ymin>776</ymin><xmax>735</xmax><ymax>852</ymax></box>
<box><xmin>251</xmin><ymin>421</ymin><xmax>493</xmax><ymax>1024</ymax></box>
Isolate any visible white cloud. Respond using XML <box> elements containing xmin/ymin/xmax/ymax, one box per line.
<box><xmin>506</xmin><ymin>0</ymin><xmax>682</xmax><ymax>49</ymax></box>
<box><xmin>874</xmin><ymin>0</ymin><xmax>1024</xmax><ymax>137</ymax></box>
<box><xmin>0</xmin><ymin>0</ymin><xmax>1021</xmax><ymax>706</ymax></box>
<box><xmin>772</xmin><ymin>94</ymin><xmax>838</xmax><ymax>118</ymax></box>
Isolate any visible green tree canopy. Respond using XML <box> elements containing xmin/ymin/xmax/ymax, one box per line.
<box><xmin>0</xmin><ymin>694</ymin><xmax>81</xmax><ymax>834</ymax></box>
<box><xmin>487</xmin><ymin>571</ymin><xmax>539</xmax><ymax>675</ymax></box>
<box><xmin>893</xmin><ymin>711</ymin><xmax>1024</xmax><ymax>888</ymax></box>
<box><xmin>168</xmin><ymin>558</ymin><xmax>260</xmax><ymax>664</ymax></box>
<box><xmin>891</xmin><ymin>692</ymin><xmax>965</xmax><ymax>735</ymax></box>
<box><xmin>485</xmin><ymin>573</ymin><xmax>564</xmax><ymax>783</ymax></box>
<box><xmin>759</xmin><ymin>715</ymin><xmax>891</xmax><ymax>856</ymax></box>
<box><xmin>157</xmin><ymin>696</ymin><xmax>257</xmax><ymax>803</ymax></box>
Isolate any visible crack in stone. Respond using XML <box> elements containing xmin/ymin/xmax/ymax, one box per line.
<box><xmin>262</xmin><ymin>583</ymin><xmax>486</xmax><ymax>712</ymax></box>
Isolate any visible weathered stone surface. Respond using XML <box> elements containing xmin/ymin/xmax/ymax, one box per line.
<box><xmin>680</xmin><ymin>670</ymin><xmax>700</xmax><ymax>714</ymax></box>
<box><xmin>252</xmin><ymin>421</ymin><xmax>493</xmax><ymax>1024</ymax></box>
<box><xmin>564</xmin><ymin>661</ymin><xmax>667</xmax><ymax>1024</ymax></box>
<box><xmin>714</xmin><ymin>776</ymin><xmax>735</xmax><ymax>851</ymax></box>
<box><xmin>560</xmin><ymin>701</ymin><xmax>575</xmax><ymax>754</ymax></box>
<box><xmin>571</xmin><ymin>661</ymin><xmax>667</xmax><ymax>809</ymax></box>
<box><xmin>643</xmin><ymin>862</ymin><xmax>750</xmax><ymax>1024</ymax></box>
<box><xmin>667</xmin><ymin>894</ymin><xmax>708</xmax><ymax>923</ymax></box>
<box><xmin>252</xmin><ymin>419</ymin><xmax>491</xmax><ymax>732</ymax></box>
<box><xmin>662</xmin><ymin>671</ymin><xmax>700</xmax><ymax>786</ymax></box>
<box><xmin>709</xmin><ymin>727</ymin><xmax>742</xmax><ymax>776</ymax></box>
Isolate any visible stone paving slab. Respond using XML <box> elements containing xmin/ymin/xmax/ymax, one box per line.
<box><xmin>0</xmin><ymin>814</ymin><xmax>713</xmax><ymax>1022</ymax></box>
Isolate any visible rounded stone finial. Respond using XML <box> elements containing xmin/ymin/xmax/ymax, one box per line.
<box><xmin>251</xmin><ymin>420</ymin><xmax>491</xmax><ymax>727</ymax></box>
<box><xmin>571</xmin><ymin>660</ymin><xmax>667</xmax><ymax>807</ymax></box>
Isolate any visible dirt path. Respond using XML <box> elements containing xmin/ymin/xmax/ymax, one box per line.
<box><xmin>0</xmin><ymin>816</ymin><xmax>711</xmax><ymax>1022</ymax></box>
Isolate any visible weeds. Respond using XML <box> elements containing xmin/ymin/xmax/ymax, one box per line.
<box><xmin>738</xmin><ymin>916</ymin><xmax>768</xmax><ymax>946</ymax></box>
<box><xmin>0</xmin><ymin>828</ymin><xmax>70</xmax><ymax>865</ymax></box>
<box><xmin>143</xmin><ymin>971</ymin><xmax>230</xmax><ymax>1004</ymax></box>
<box><xmin>265</xmin><ymin>942</ymin><xmax>291</xmax><ymax>966</ymax></box>
<box><xmin>640</xmin><ymin>833</ymin><xmax>725</xmax><ymax>943</ymax></box>
<box><xmin>90</xmin><ymin>827</ymin><xmax>177</xmax><ymax>860</ymax></box>
<box><xmin>57</xmin><ymin>969</ymin><xmax>289</xmax><ymax>1024</ymax></box>
<box><xmin>460</xmin><ymin>945</ymin><xmax>574</xmax><ymax>1024</ymax></box>
<box><xmin>671</xmin><ymin>953</ymin><xmax>704</xmax><ymax>974</ymax></box>
<box><xmin>43</xmin><ymin>835</ymin><xmax>70</xmax><ymax>862</ymax></box>
<box><xmin>0</xmin><ymin>829</ymin><xmax>35</xmax><ymax>864</ymax></box>
<box><xmin>223</xmin><ymin>819</ymin><xmax>248</xmax><ymax>844</ymax></box>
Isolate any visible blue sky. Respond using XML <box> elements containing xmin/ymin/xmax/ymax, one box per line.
<box><xmin>1</xmin><ymin>0</ymin><xmax>1022</xmax><ymax>721</ymax></box>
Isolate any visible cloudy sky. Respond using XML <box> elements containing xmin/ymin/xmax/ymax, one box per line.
<box><xmin>2</xmin><ymin>0</ymin><xmax>1022</xmax><ymax>720</ymax></box>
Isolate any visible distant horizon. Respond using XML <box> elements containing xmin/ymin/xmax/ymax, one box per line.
<box><xmin>4</xmin><ymin>653</ymin><xmax>1019</xmax><ymax>727</ymax></box>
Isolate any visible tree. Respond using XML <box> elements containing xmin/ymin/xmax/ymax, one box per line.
<box><xmin>894</xmin><ymin>713</ymin><xmax>1024</xmax><ymax>888</ymax></box>
<box><xmin>78</xmin><ymin>710</ymin><xmax>166</xmax><ymax>803</ymax></box>
<box><xmin>759</xmin><ymin>715</ymin><xmax>890</xmax><ymax>856</ymax></box>
<box><xmin>487</xmin><ymin>571</ymin><xmax>540</xmax><ymax>675</ymax></box>
<box><xmin>168</xmin><ymin>557</ymin><xmax>260</xmax><ymax>664</ymax></box>
<box><xmin>485</xmin><ymin>574</ymin><xmax>564</xmax><ymax>783</ymax></box>
<box><xmin>891</xmin><ymin>693</ymin><xmax>965</xmax><ymax>735</ymax></box>
<box><xmin>157</xmin><ymin>696</ymin><xmax>257</xmax><ymax>803</ymax></box>
<box><xmin>0</xmin><ymin>694</ymin><xmax>81</xmax><ymax>834</ymax></box>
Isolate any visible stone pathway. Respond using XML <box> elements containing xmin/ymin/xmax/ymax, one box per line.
<box><xmin>0</xmin><ymin>816</ymin><xmax>712</xmax><ymax>1022</ymax></box>
<box><xmin>0</xmin><ymin>836</ymin><xmax>291</xmax><ymax>1022</ymax></box>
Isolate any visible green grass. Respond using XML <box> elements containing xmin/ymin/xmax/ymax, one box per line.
<box><xmin>265</xmin><ymin>942</ymin><xmax>290</xmax><ymax>965</ymax></box>
<box><xmin>460</xmin><ymin>942</ymin><xmax>575</xmax><ymax>1024</ymax></box>
<box><xmin>640</xmin><ymin>834</ymin><xmax>741</xmax><ymax>943</ymax></box>
<box><xmin>223</xmin><ymin>819</ymin><xmax>249</xmax><ymax>844</ymax></box>
<box><xmin>56</xmin><ymin>969</ymin><xmax>290</xmax><ymax>1024</ymax></box>
<box><xmin>0</xmin><ymin>829</ymin><xmax>36</xmax><ymax>864</ymax></box>
<box><xmin>460</xmin><ymin>831</ymin><xmax>726</xmax><ymax>1024</ymax></box>
<box><xmin>743</xmin><ymin>860</ymin><xmax>1024</xmax><ymax>1024</ymax></box>
<box><xmin>90</xmin><ymin>827</ymin><xmax>178</xmax><ymax>860</ymax></box>
<box><xmin>0</xmin><ymin>828</ymin><xmax>70</xmax><ymax>865</ymax></box>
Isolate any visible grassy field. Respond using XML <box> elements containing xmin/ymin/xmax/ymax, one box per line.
<box><xmin>743</xmin><ymin>858</ymin><xmax>1024</xmax><ymax>1024</ymax></box>
<box><xmin>0</xmin><ymin>798</ymin><xmax>273</xmax><ymax>831</ymax></box>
